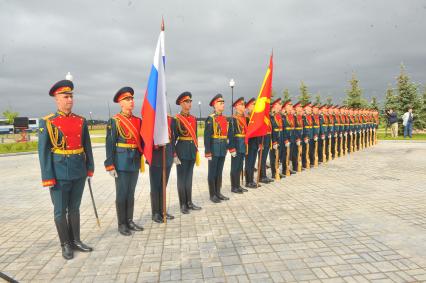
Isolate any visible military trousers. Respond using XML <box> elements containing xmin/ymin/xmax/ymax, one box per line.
<box><xmin>176</xmin><ymin>159</ymin><xmax>195</xmax><ymax>206</ymax></box>
<box><xmin>260</xmin><ymin>135</ymin><xmax>271</xmax><ymax>178</ymax></box>
<box><xmin>50</xmin><ymin>177</ymin><xmax>86</xmax><ymax>221</ymax></box>
<box><xmin>230</xmin><ymin>153</ymin><xmax>245</xmax><ymax>188</ymax></box>
<box><xmin>245</xmin><ymin>139</ymin><xmax>259</xmax><ymax>184</ymax></box>
<box><xmin>208</xmin><ymin>156</ymin><xmax>225</xmax><ymax>197</ymax></box>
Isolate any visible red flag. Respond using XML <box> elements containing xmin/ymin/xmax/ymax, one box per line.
<box><xmin>245</xmin><ymin>54</ymin><xmax>273</xmax><ymax>143</ymax></box>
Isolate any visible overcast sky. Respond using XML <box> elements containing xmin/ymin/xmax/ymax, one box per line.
<box><xmin>1</xmin><ymin>0</ymin><xmax>425</xmax><ymax>119</ymax></box>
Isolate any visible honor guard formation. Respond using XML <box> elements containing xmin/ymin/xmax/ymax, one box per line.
<box><xmin>38</xmin><ymin>79</ymin><xmax>379</xmax><ymax>260</ymax></box>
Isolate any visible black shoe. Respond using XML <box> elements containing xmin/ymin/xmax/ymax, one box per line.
<box><xmin>231</xmin><ymin>187</ymin><xmax>243</xmax><ymax>194</ymax></box>
<box><xmin>152</xmin><ymin>213</ymin><xmax>163</xmax><ymax>223</ymax></box>
<box><xmin>127</xmin><ymin>220</ymin><xmax>144</xmax><ymax>231</ymax></box>
<box><xmin>71</xmin><ymin>241</ymin><xmax>93</xmax><ymax>252</ymax></box>
<box><xmin>279</xmin><ymin>173</ymin><xmax>286</xmax><ymax>178</ymax></box>
<box><xmin>210</xmin><ymin>195</ymin><xmax>221</xmax><ymax>203</ymax></box>
<box><xmin>180</xmin><ymin>205</ymin><xmax>190</xmax><ymax>214</ymax></box>
<box><xmin>118</xmin><ymin>224</ymin><xmax>132</xmax><ymax>236</ymax></box>
<box><xmin>62</xmin><ymin>243</ymin><xmax>74</xmax><ymax>260</ymax></box>
<box><xmin>246</xmin><ymin>182</ymin><xmax>258</xmax><ymax>188</ymax></box>
<box><xmin>260</xmin><ymin>177</ymin><xmax>270</xmax><ymax>184</ymax></box>
<box><xmin>187</xmin><ymin>203</ymin><xmax>202</xmax><ymax>210</ymax></box>
<box><xmin>166</xmin><ymin>213</ymin><xmax>175</xmax><ymax>220</ymax></box>
<box><xmin>290</xmin><ymin>170</ymin><xmax>296</xmax><ymax>174</ymax></box>
<box><xmin>267</xmin><ymin>177</ymin><xmax>274</xmax><ymax>182</ymax></box>
<box><xmin>217</xmin><ymin>193</ymin><xmax>230</xmax><ymax>200</ymax></box>
<box><xmin>239</xmin><ymin>186</ymin><xmax>248</xmax><ymax>192</ymax></box>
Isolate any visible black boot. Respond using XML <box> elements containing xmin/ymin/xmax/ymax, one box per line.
<box><xmin>116</xmin><ymin>201</ymin><xmax>131</xmax><ymax>236</ymax></box>
<box><xmin>186</xmin><ymin>182</ymin><xmax>201</xmax><ymax>210</ymax></box>
<box><xmin>235</xmin><ymin>172</ymin><xmax>247</xmax><ymax>192</ymax></box>
<box><xmin>68</xmin><ymin>212</ymin><xmax>93</xmax><ymax>252</ymax></box>
<box><xmin>177</xmin><ymin>183</ymin><xmax>186</xmax><ymax>213</ymax></box>
<box><xmin>127</xmin><ymin>198</ymin><xmax>143</xmax><ymax>231</ymax></box>
<box><xmin>216</xmin><ymin>176</ymin><xmax>229</xmax><ymax>200</ymax></box>
<box><xmin>209</xmin><ymin>179</ymin><xmax>221</xmax><ymax>203</ymax></box>
<box><xmin>159</xmin><ymin>191</ymin><xmax>174</xmax><ymax>220</ymax></box>
<box><xmin>55</xmin><ymin>217</ymin><xmax>73</xmax><ymax>260</ymax></box>
<box><xmin>151</xmin><ymin>192</ymin><xmax>163</xmax><ymax>223</ymax></box>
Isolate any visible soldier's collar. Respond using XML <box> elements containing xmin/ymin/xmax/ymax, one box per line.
<box><xmin>214</xmin><ymin>112</ymin><xmax>223</xmax><ymax>116</ymax></box>
<box><xmin>180</xmin><ymin>111</ymin><xmax>190</xmax><ymax>117</ymax></box>
<box><xmin>57</xmin><ymin>110</ymin><xmax>72</xmax><ymax>117</ymax></box>
<box><xmin>120</xmin><ymin>111</ymin><xmax>132</xmax><ymax>118</ymax></box>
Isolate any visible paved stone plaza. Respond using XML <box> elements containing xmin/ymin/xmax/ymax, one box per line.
<box><xmin>0</xmin><ymin>141</ymin><xmax>425</xmax><ymax>283</ymax></box>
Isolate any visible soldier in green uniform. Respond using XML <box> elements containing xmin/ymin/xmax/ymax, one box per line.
<box><xmin>302</xmin><ymin>103</ymin><xmax>313</xmax><ymax>168</ymax></box>
<box><xmin>312</xmin><ymin>104</ymin><xmax>321</xmax><ymax>166</ymax></box>
<box><xmin>173</xmin><ymin>91</ymin><xmax>202</xmax><ymax>214</ymax></box>
<box><xmin>328</xmin><ymin>105</ymin><xmax>336</xmax><ymax>159</ymax></box>
<box><xmin>318</xmin><ymin>104</ymin><xmax>329</xmax><ymax>162</ymax></box>
<box><xmin>204</xmin><ymin>94</ymin><xmax>231</xmax><ymax>203</ymax></box>
<box><xmin>244</xmin><ymin>98</ymin><xmax>261</xmax><ymax>188</ymax></box>
<box><xmin>38</xmin><ymin>79</ymin><xmax>94</xmax><ymax>260</ymax></box>
<box><xmin>280</xmin><ymin>100</ymin><xmax>296</xmax><ymax>175</ymax></box>
<box><xmin>293</xmin><ymin>102</ymin><xmax>304</xmax><ymax>172</ymax></box>
<box><xmin>104</xmin><ymin>87</ymin><xmax>144</xmax><ymax>236</ymax></box>
<box><xmin>259</xmin><ymin>104</ymin><xmax>274</xmax><ymax>184</ymax></box>
<box><xmin>269</xmin><ymin>98</ymin><xmax>284</xmax><ymax>179</ymax></box>
<box><xmin>228</xmin><ymin>97</ymin><xmax>248</xmax><ymax>194</ymax></box>
<box><xmin>149</xmin><ymin>116</ymin><xmax>176</xmax><ymax>223</ymax></box>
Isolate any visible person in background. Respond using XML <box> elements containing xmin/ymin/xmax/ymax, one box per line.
<box><xmin>402</xmin><ymin>107</ymin><xmax>414</xmax><ymax>138</ymax></box>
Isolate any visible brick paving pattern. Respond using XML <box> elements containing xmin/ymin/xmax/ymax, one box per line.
<box><xmin>0</xmin><ymin>141</ymin><xmax>425</xmax><ymax>282</ymax></box>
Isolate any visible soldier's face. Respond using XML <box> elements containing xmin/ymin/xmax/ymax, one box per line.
<box><xmin>180</xmin><ymin>99</ymin><xmax>192</xmax><ymax>112</ymax></box>
<box><xmin>247</xmin><ymin>104</ymin><xmax>254</xmax><ymax>113</ymax></box>
<box><xmin>214</xmin><ymin>100</ymin><xmax>225</xmax><ymax>113</ymax></box>
<box><xmin>55</xmin><ymin>93</ymin><xmax>74</xmax><ymax>112</ymax></box>
<box><xmin>313</xmin><ymin>108</ymin><xmax>319</xmax><ymax>114</ymax></box>
<box><xmin>235</xmin><ymin>103</ymin><xmax>245</xmax><ymax>114</ymax></box>
<box><xmin>285</xmin><ymin>105</ymin><xmax>292</xmax><ymax>113</ymax></box>
<box><xmin>273</xmin><ymin>104</ymin><xmax>281</xmax><ymax>113</ymax></box>
<box><xmin>119</xmin><ymin>97</ymin><xmax>134</xmax><ymax>112</ymax></box>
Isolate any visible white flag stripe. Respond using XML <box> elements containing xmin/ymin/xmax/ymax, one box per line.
<box><xmin>153</xmin><ymin>31</ymin><xmax>169</xmax><ymax>146</ymax></box>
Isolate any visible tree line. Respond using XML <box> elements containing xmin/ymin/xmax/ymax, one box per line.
<box><xmin>273</xmin><ymin>64</ymin><xmax>426</xmax><ymax>131</ymax></box>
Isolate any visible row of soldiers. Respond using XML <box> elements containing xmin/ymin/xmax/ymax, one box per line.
<box><xmin>204</xmin><ymin>95</ymin><xmax>379</xmax><ymax>202</ymax></box>
<box><xmin>38</xmin><ymin>79</ymin><xmax>378</xmax><ymax>260</ymax></box>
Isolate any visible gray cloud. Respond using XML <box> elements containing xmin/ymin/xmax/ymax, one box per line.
<box><xmin>1</xmin><ymin>0</ymin><xmax>425</xmax><ymax>119</ymax></box>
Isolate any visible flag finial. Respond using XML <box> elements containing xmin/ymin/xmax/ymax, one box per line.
<box><xmin>161</xmin><ymin>17</ymin><xmax>165</xmax><ymax>31</ymax></box>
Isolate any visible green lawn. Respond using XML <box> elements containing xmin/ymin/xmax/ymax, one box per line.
<box><xmin>91</xmin><ymin>137</ymin><xmax>106</xmax><ymax>143</ymax></box>
<box><xmin>89</xmin><ymin>129</ymin><xmax>106</xmax><ymax>135</ymax></box>
<box><xmin>377</xmin><ymin>132</ymin><xmax>426</xmax><ymax>140</ymax></box>
<box><xmin>0</xmin><ymin>141</ymin><xmax>38</xmax><ymax>154</ymax></box>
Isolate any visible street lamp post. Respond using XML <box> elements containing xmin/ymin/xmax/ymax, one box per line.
<box><xmin>198</xmin><ymin>101</ymin><xmax>202</xmax><ymax>129</ymax></box>
<box><xmin>229</xmin><ymin>79</ymin><xmax>235</xmax><ymax>116</ymax></box>
<box><xmin>89</xmin><ymin>111</ymin><xmax>93</xmax><ymax>130</ymax></box>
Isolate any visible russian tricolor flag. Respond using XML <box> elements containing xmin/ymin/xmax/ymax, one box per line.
<box><xmin>141</xmin><ymin>19</ymin><xmax>169</xmax><ymax>165</ymax></box>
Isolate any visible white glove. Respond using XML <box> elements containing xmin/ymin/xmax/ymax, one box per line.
<box><xmin>108</xmin><ymin>170</ymin><xmax>118</xmax><ymax>178</ymax></box>
<box><xmin>285</xmin><ymin>142</ymin><xmax>290</xmax><ymax>148</ymax></box>
<box><xmin>328</xmin><ymin>135</ymin><xmax>331</xmax><ymax>139</ymax></box>
<box><xmin>174</xmin><ymin>156</ymin><xmax>181</xmax><ymax>165</ymax></box>
<box><xmin>230</xmin><ymin>151</ymin><xmax>237</xmax><ymax>157</ymax></box>
<box><xmin>207</xmin><ymin>156</ymin><xmax>212</xmax><ymax>161</ymax></box>
<box><xmin>272</xmin><ymin>144</ymin><xmax>278</xmax><ymax>150</ymax></box>
<box><xmin>339</xmin><ymin>134</ymin><xmax>343</xmax><ymax>138</ymax></box>
<box><xmin>321</xmin><ymin>135</ymin><xmax>325</xmax><ymax>140</ymax></box>
<box><xmin>344</xmin><ymin>132</ymin><xmax>347</xmax><ymax>137</ymax></box>
<box><xmin>314</xmin><ymin>136</ymin><xmax>318</xmax><ymax>142</ymax></box>
<box><xmin>334</xmin><ymin>134</ymin><xmax>338</xmax><ymax>138</ymax></box>
<box><xmin>296</xmin><ymin>141</ymin><xmax>301</xmax><ymax>146</ymax></box>
<box><xmin>304</xmin><ymin>139</ymin><xmax>309</xmax><ymax>144</ymax></box>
